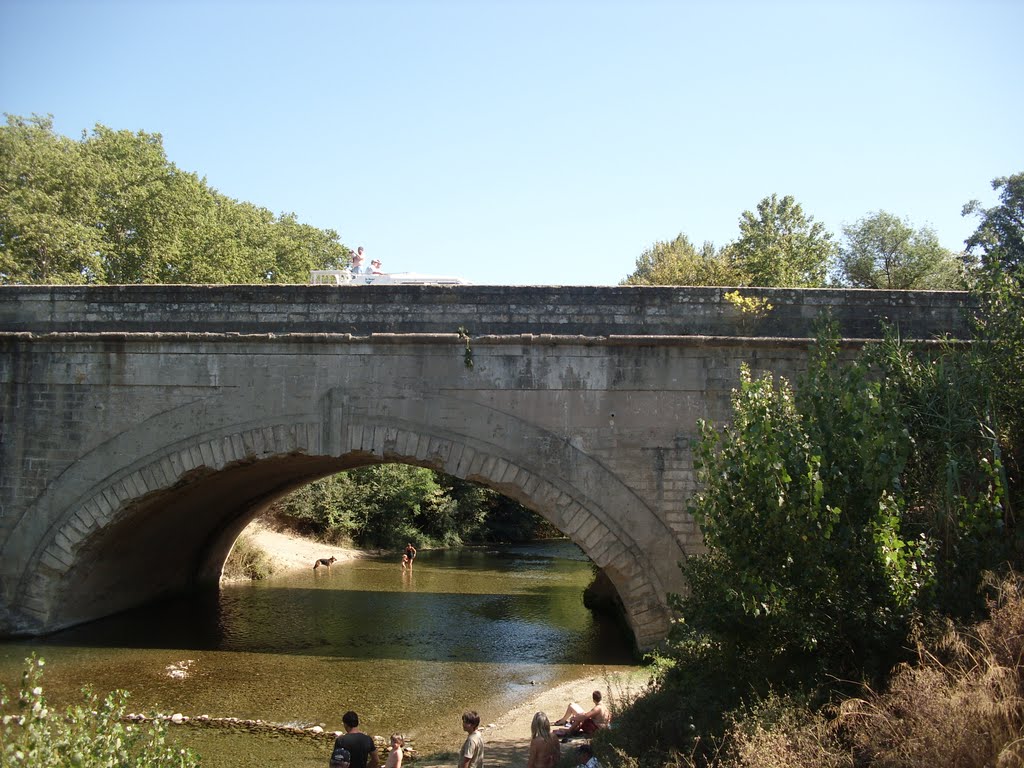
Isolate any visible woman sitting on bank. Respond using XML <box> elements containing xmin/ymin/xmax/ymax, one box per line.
<box><xmin>527</xmin><ymin>712</ymin><xmax>560</xmax><ymax>768</ymax></box>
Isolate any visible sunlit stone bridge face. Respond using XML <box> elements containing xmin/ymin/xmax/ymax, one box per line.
<box><xmin>0</xmin><ymin>285</ymin><xmax>971</xmax><ymax>648</ymax></box>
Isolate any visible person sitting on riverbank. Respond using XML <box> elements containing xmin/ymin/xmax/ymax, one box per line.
<box><xmin>332</xmin><ymin>711</ymin><xmax>380</xmax><ymax>768</ymax></box>
<box><xmin>553</xmin><ymin>690</ymin><xmax>610</xmax><ymax>741</ymax></box>
<box><xmin>527</xmin><ymin>711</ymin><xmax>561</xmax><ymax>768</ymax></box>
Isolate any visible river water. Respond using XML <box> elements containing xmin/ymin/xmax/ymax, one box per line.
<box><xmin>0</xmin><ymin>541</ymin><xmax>639</xmax><ymax>766</ymax></box>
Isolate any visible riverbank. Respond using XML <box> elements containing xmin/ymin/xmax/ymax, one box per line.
<box><xmin>415</xmin><ymin>668</ymin><xmax>652</xmax><ymax>768</ymax></box>
<box><xmin>226</xmin><ymin>520</ymin><xmax>364</xmax><ymax>578</ymax></box>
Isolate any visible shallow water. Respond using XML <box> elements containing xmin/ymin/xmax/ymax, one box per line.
<box><xmin>0</xmin><ymin>541</ymin><xmax>638</xmax><ymax>766</ymax></box>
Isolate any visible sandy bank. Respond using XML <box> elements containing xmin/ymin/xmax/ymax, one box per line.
<box><xmin>226</xmin><ymin>520</ymin><xmax>363</xmax><ymax>578</ymax></box>
<box><xmin>417</xmin><ymin>668</ymin><xmax>653</xmax><ymax>768</ymax></box>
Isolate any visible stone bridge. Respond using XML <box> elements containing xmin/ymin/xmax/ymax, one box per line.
<box><xmin>0</xmin><ymin>285</ymin><xmax>972</xmax><ymax>648</ymax></box>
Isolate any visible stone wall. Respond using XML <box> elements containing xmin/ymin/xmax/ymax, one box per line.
<box><xmin>0</xmin><ymin>285</ymin><xmax>974</xmax><ymax>339</ymax></box>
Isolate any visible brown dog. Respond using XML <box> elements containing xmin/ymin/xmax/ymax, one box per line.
<box><xmin>313</xmin><ymin>556</ymin><xmax>337</xmax><ymax>570</ymax></box>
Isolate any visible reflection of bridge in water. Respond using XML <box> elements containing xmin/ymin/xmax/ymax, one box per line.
<box><xmin>0</xmin><ymin>284</ymin><xmax>972</xmax><ymax>648</ymax></box>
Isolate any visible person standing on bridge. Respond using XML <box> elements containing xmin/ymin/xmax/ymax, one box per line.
<box><xmin>351</xmin><ymin>247</ymin><xmax>368</xmax><ymax>274</ymax></box>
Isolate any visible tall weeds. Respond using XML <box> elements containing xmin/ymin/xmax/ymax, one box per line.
<box><xmin>720</xmin><ymin>573</ymin><xmax>1024</xmax><ymax>768</ymax></box>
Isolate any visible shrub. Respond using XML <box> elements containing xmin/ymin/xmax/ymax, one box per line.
<box><xmin>222</xmin><ymin>534</ymin><xmax>275</xmax><ymax>580</ymax></box>
<box><xmin>680</xmin><ymin>326</ymin><xmax>929</xmax><ymax>690</ymax></box>
<box><xmin>0</xmin><ymin>655</ymin><xmax>199</xmax><ymax>767</ymax></box>
<box><xmin>720</xmin><ymin>573</ymin><xmax>1024</xmax><ymax>768</ymax></box>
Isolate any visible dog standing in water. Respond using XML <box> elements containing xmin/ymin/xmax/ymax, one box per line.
<box><xmin>313</xmin><ymin>556</ymin><xmax>337</xmax><ymax>570</ymax></box>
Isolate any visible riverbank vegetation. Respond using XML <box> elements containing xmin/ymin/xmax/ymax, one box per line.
<box><xmin>600</xmin><ymin>173</ymin><xmax>1024</xmax><ymax>767</ymax></box>
<box><xmin>268</xmin><ymin>465</ymin><xmax>558</xmax><ymax>550</ymax></box>
<box><xmin>221</xmin><ymin>534</ymin><xmax>276</xmax><ymax>581</ymax></box>
<box><xmin>0</xmin><ymin>655</ymin><xmax>199</xmax><ymax>767</ymax></box>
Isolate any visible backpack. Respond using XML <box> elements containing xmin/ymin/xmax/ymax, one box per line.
<box><xmin>330</xmin><ymin>746</ymin><xmax>352</xmax><ymax>768</ymax></box>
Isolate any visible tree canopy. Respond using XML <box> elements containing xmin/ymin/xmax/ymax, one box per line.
<box><xmin>620</xmin><ymin>234</ymin><xmax>736</xmax><ymax>286</ymax></box>
<box><xmin>0</xmin><ymin>114</ymin><xmax>350</xmax><ymax>285</ymax></box>
<box><xmin>838</xmin><ymin>210</ymin><xmax>963</xmax><ymax>289</ymax></box>
<box><xmin>964</xmin><ymin>172</ymin><xmax>1024</xmax><ymax>278</ymax></box>
<box><xmin>622</xmin><ymin>195</ymin><xmax>838</xmax><ymax>288</ymax></box>
<box><xmin>725</xmin><ymin>194</ymin><xmax>836</xmax><ymax>287</ymax></box>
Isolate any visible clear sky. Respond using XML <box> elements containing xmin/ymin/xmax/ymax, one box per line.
<box><xmin>2</xmin><ymin>0</ymin><xmax>1022</xmax><ymax>286</ymax></box>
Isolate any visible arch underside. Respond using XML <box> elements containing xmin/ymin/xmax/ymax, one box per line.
<box><xmin>13</xmin><ymin>396</ymin><xmax>680</xmax><ymax>649</ymax></box>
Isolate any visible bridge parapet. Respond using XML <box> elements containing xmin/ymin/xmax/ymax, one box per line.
<box><xmin>0</xmin><ymin>285</ymin><xmax>973</xmax><ymax>339</ymax></box>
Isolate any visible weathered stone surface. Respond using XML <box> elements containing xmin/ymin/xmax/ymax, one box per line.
<box><xmin>0</xmin><ymin>285</ymin><xmax>972</xmax><ymax>649</ymax></box>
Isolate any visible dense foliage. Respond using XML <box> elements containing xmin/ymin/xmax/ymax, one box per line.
<box><xmin>622</xmin><ymin>196</ymin><xmax>967</xmax><ymax>291</ymax></box>
<box><xmin>623</xmin><ymin>194</ymin><xmax>838</xmax><ymax>288</ymax></box>
<box><xmin>621</xmin><ymin>234</ymin><xmax>736</xmax><ymax>287</ymax></box>
<box><xmin>725</xmin><ymin>194</ymin><xmax>837</xmax><ymax>288</ymax></box>
<box><xmin>269</xmin><ymin>464</ymin><xmax>556</xmax><ymax>549</ymax></box>
<box><xmin>604</xmin><ymin>173</ymin><xmax>1023</xmax><ymax>767</ymax></box>
<box><xmin>0</xmin><ymin>655</ymin><xmax>198</xmax><ymax>767</ymax></box>
<box><xmin>838</xmin><ymin>210</ymin><xmax>963</xmax><ymax>289</ymax></box>
<box><xmin>0</xmin><ymin>114</ymin><xmax>350</xmax><ymax>284</ymax></box>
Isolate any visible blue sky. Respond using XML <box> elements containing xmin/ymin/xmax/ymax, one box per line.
<box><xmin>2</xmin><ymin>0</ymin><xmax>1022</xmax><ymax>286</ymax></box>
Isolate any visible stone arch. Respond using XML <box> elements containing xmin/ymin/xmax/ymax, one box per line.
<box><xmin>11</xmin><ymin>395</ymin><xmax>681</xmax><ymax>649</ymax></box>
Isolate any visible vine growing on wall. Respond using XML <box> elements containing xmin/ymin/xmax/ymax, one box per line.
<box><xmin>458</xmin><ymin>326</ymin><xmax>474</xmax><ymax>369</ymax></box>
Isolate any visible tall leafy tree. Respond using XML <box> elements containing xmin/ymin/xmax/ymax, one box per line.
<box><xmin>680</xmin><ymin>329</ymin><xmax>926</xmax><ymax>689</ymax></box>
<box><xmin>839</xmin><ymin>210</ymin><xmax>962</xmax><ymax>289</ymax></box>
<box><xmin>963</xmin><ymin>172</ymin><xmax>1024</xmax><ymax>487</ymax></box>
<box><xmin>963</xmin><ymin>173</ymin><xmax>1024</xmax><ymax>277</ymax></box>
<box><xmin>0</xmin><ymin>114</ymin><xmax>350</xmax><ymax>284</ymax></box>
<box><xmin>0</xmin><ymin>115</ymin><xmax>106</xmax><ymax>283</ymax></box>
<box><xmin>725</xmin><ymin>194</ymin><xmax>836</xmax><ymax>287</ymax></box>
<box><xmin>621</xmin><ymin>234</ymin><xmax>737</xmax><ymax>286</ymax></box>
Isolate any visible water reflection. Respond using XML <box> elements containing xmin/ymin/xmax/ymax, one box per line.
<box><xmin>0</xmin><ymin>541</ymin><xmax>638</xmax><ymax>765</ymax></box>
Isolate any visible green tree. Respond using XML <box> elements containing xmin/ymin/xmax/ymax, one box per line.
<box><xmin>0</xmin><ymin>113</ymin><xmax>350</xmax><ymax>284</ymax></box>
<box><xmin>963</xmin><ymin>173</ymin><xmax>1024</xmax><ymax>277</ymax></box>
<box><xmin>270</xmin><ymin>465</ymin><xmax>548</xmax><ymax>549</ymax></box>
<box><xmin>621</xmin><ymin>234</ymin><xmax>737</xmax><ymax>286</ymax></box>
<box><xmin>725</xmin><ymin>194</ymin><xmax>836</xmax><ymax>287</ymax></box>
<box><xmin>679</xmin><ymin>330</ymin><xmax>927</xmax><ymax>689</ymax></box>
<box><xmin>962</xmin><ymin>173</ymin><xmax>1024</xmax><ymax>526</ymax></box>
<box><xmin>838</xmin><ymin>210</ymin><xmax>963</xmax><ymax>289</ymax></box>
<box><xmin>0</xmin><ymin>115</ymin><xmax>106</xmax><ymax>283</ymax></box>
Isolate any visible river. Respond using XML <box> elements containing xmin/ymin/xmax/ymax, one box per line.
<box><xmin>0</xmin><ymin>540</ymin><xmax>639</xmax><ymax>766</ymax></box>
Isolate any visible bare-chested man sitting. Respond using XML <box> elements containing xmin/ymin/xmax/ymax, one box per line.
<box><xmin>553</xmin><ymin>690</ymin><xmax>610</xmax><ymax>741</ymax></box>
